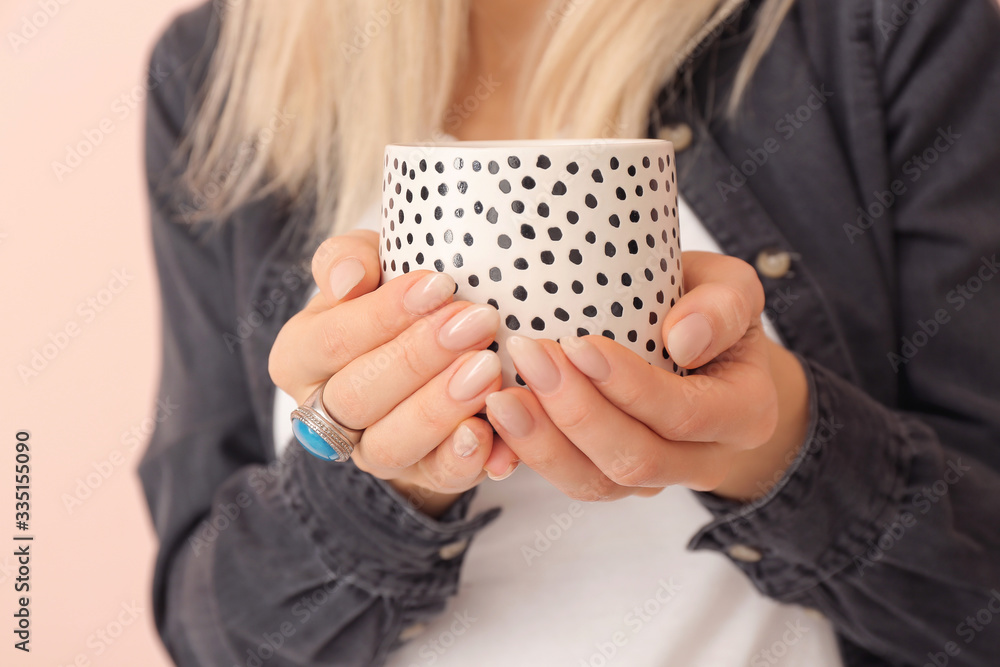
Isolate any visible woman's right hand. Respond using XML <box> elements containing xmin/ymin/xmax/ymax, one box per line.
<box><xmin>269</xmin><ymin>230</ymin><xmax>519</xmax><ymax>517</ymax></box>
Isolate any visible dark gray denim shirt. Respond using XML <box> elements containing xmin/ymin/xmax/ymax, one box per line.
<box><xmin>139</xmin><ymin>1</ymin><xmax>1000</xmax><ymax>665</ymax></box>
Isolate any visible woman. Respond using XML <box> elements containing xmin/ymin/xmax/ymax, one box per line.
<box><xmin>140</xmin><ymin>0</ymin><xmax>1000</xmax><ymax>665</ymax></box>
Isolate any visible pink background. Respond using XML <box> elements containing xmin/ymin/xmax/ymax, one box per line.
<box><xmin>1</xmin><ymin>0</ymin><xmax>199</xmax><ymax>664</ymax></box>
<box><xmin>3</xmin><ymin>1</ymin><xmax>997</xmax><ymax>665</ymax></box>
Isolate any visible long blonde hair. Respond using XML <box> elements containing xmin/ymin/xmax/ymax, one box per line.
<box><xmin>180</xmin><ymin>0</ymin><xmax>795</xmax><ymax>239</ymax></box>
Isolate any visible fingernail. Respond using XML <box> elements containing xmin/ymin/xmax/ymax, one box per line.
<box><xmin>448</xmin><ymin>351</ymin><xmax>502</xmax><ymax>401</ymax></box>
<box><xmin>667</xmin><ymin>313</ymin><xmax>712</xmax><ymax>367</ymax></box>
<box><xmin>438</xmin><ymin>305</ymin><xmax>500</xmax><ymax>351</ymax></box>
<box><xmin>452</xmin><ymin>424</ymin><xmax>479</xmax><ymax>458</ymax></box>
<box><xmin>506</xmin><ymin>336</ymin><xmax>561</xmax><ymax>394</ymax></box>
<box><xmin>403</xmin><ymin>273</ymin><xmax>455</xmax><ymax>315</ymax></box>
<box><xmin>485</xmin><ymin>391</ymin><xmax>534</xmax><ymax>438</ymax></box>
<box><xmin>329</xmin><ymin>258</ymin><xmax>365</xmax><ymax>300</ymax></box>
<box><xmin>487</xmin><ymin>461</ymin><xmax>518</xmax><ymax>481</ymax></box>
<box><xmin>559</xmin><ymin>336</ymin><xmax>611</xmax><ymax>381</ymax></box>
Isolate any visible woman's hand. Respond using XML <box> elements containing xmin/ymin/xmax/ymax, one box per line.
<box><xmin>269</xmin><ymin>230</ymin><xmax>519</xmax><ymax>517</ymax></box>
<box><xmin>484</xmin><ymin>251</ymin><xmax>810</xmax><ymax>503</ymax></box>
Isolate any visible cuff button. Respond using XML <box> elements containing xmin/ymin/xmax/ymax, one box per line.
<box><xmin>398</xmin><ymin>623</ymin><xmax>427</xmax><ymax>642</ymax></box>
<box><xmin>726</xmin><ymin>544</ymin><xmax>763</xmax><ymax>563</ymax></box>
<box><xmin>438</xmin><ymin>538</ymin><xmax>470</xmax><ymax>560</ymax></box>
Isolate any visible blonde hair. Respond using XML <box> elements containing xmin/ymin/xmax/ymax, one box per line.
<box><xmin>180</xmin><ymin>0</ymin><xmax>795</xmax><ymax>239</ymax></box>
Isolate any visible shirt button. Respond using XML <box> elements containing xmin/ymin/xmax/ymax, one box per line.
<box><xmin>438</xmin><ymin>538</ymin><xmax>470</xmax><ymax>560</ymax></box>
<box><xmin>726</xmin><ymin>544</ymin><xmax>764</xmax><ymax>563</ymax></box>
<box><xmin>755</xmin><ymin>248</ymin><xmax>792</xmax><ymax>279</ymax></box>
<box><xmin>398</xmin><ymin>623</ymin><xmax>427</xmax><ymax>642</ymax></box>
<box><xmin>657</xmin><ymin>123</ymin><xmax>693</xmax><ymax>152</ymax></box>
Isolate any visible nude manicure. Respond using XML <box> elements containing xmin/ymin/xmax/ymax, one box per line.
<box><xmin>485</xmin><ymin>391</ymin><xmax>534</xmax><ymax>438</ymax></box>
<box><xmin>452</xmin><ymin>424</ymin><xmax>479</xmax><ymax>458</ymax></box>
<box><xmin>403</xmin><ymin>272</ymin><xmax>455</xmax><ymax>315</ymax></box>
<box><xmin>667</xmin><ymin>313</ymin><xmax>712</xmax><ymax>367</ymax></box>
<box><xmin>506</xmin><ymin>335</ymin><xmax>561</xmax><ymax>394</ymax></box>
<box><xmin>329</xmin><ymin>258</ymin><xmax>365</xmax><ymax>300</ymax></box>
<box><xmin>559</xmin><ymin>336</ymin><xmax>611</xmax><ymax>381</ymax></box>
<box><xmin>448</xmin><ymin>351</ymin><xmax>502</xmax><ymax>401</ymax></box>
<box><xmin>438</xmin><ymin>305</ymin><xmax>500</xmax><ymax>351</ymax></box>
<box><xmin>487</xmin><ymin>462</ymin><xmax>518</xmax><ymax>481</ymax></box>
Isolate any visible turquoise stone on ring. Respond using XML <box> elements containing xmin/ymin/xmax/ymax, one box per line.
<box><xmin>291</xmin><ymin>417</ymin><xmax>340</xmax><ymax>461</ymax></box>
<box><xmin>290</xmin><ymin>380</ymin><xmax>360</xmax><ymax>462</ymax></box>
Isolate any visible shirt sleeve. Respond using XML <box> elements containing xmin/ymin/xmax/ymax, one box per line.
<box><xmin>137</xmin><ymin>8</ymin><xmax>498</xmax><ymax>666</ymax></box>
<box><xmin>688</xmin><ymin>2</ymin><xmax>1000</xmax><ymax>665</ymax></box>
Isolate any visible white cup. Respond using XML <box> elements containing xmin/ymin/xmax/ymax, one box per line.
<box><xmin>380</xmin><ymin>138</ymin><xmax>684</xmax><ymax>388</ymax></box>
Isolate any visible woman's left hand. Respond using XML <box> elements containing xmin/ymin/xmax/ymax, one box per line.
<box><xmin>484</xmin><ymin>251</ymin><xmax>811</xmax><ymax>503</ymax></box>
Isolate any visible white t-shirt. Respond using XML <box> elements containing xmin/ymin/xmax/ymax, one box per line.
<box><xmin>272</xmin><ymin>196</ymin><xmax>842</xmax><ymax>667</ymax></box>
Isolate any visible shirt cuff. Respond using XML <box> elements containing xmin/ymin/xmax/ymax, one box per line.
<box><xmin>687</xmin><ymin>354</ymin><xmax>911</xmax><ymax>600</ymax></box>
<box><xmin>278</xmin><ymin>444</ymin><xmax>501</xmax><ymax>600</ymax></box>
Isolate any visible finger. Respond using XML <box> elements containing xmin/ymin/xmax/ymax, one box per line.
<box><xmin>269</xmin><ymin>269</ymin><xmax>458</xmax><ymax>394</ymax></box>
<box><xmin>507</xmin><ymin>335</ymin><xmax>730</xmax><ymax>490</ymax></box>
<box><xmin>353</xmin><ymin>350</ymin><xmax>503</xmax><ymax>476</ymax></box>
<box><xmin>482</xmin><ymin>434</ymin><xmax>519</xmax><ymax>481</ymax></box>
<box><xmin>309</xmin><ymin>230</ymin><xmax>382</xmax><ymax>309</ymax></box>
<box><xmin>323</xmin><ymin>302</ymin><xmax>500</xmax><ymax>427</ymax></box>
<box><xmin>485</xmin><ymin>386</ymin><xmax>633</xmax><ymax>502</ymax></box>
<box><xmin>559</xmin><ymin>332</ymin><xmax>777</xmax><ymax>449</ymax></box>
<box><xmin>661</xmin><ymin>251</ymin><xmax>765</xmax><ymax>369</ymax></box>
<box><xmin>407</xmin><ymin>417</ymin><xmax>497</xmax><ymax>496</ymax></box>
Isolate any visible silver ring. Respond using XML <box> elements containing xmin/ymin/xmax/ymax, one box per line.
<box><xmin>290</xmin><ymin>380</ymin><xmax>363</xmax><ymax>462</ymax></box>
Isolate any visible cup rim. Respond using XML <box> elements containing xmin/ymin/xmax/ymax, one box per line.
<box><xmin>386</xmin><ymin>138</ymin><xmax>671</xmax><ymax>150</ymax></box>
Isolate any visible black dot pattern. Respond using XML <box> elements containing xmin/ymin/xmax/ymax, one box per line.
<box><xmin>380</xmin><ymin>142</ymin><xmax>686</xmax><ymax>384</ymax></box>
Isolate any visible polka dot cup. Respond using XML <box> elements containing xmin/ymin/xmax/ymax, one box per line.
<box><xmin>380</xmin><ymin>139</ymin><xmax>684</xmax><ymax>388</ymax></box>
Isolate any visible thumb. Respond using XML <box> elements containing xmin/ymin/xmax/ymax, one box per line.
<box><xmin>661</xmin><ymin>251</ymin><xmax>764</xmax><ymax>369</ymax></box>
<box><xmin>307</xmin><ymin>229</ymin><xmax>382</xmax><ymax>312</ymax></box>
